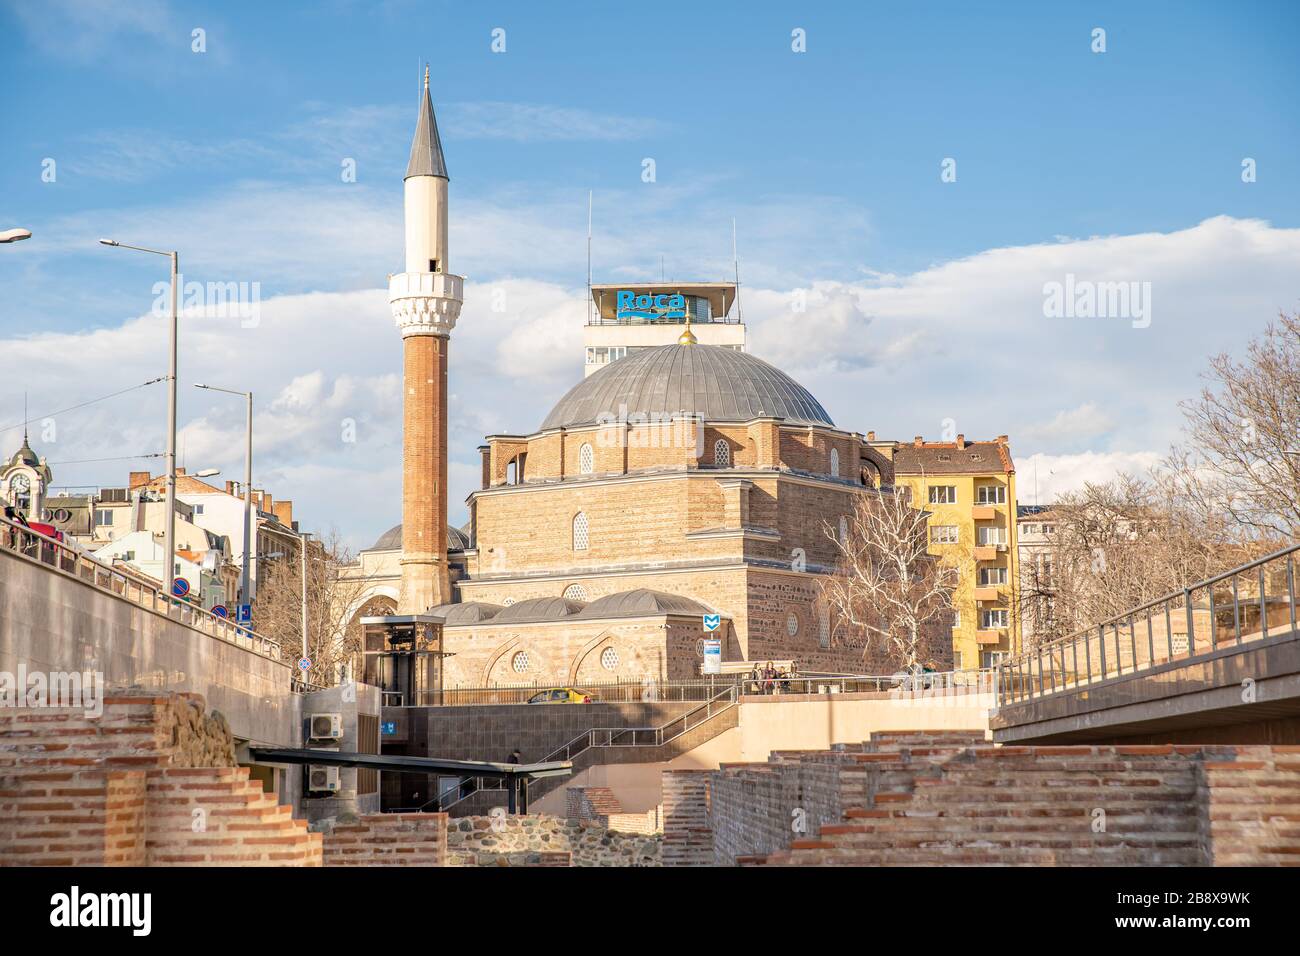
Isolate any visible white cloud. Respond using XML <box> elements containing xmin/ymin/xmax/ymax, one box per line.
<box><xmin>443</xmin><ymin>102</ymin><xmax>673</xmax><ymax>142</ymax></box>
<box><xmin>1015</xmin><ymin>451</ymin><xmax>1167</xmax><ymax>507</ymax></box>
<box><xmin>8</xmin><ymin>215</ymin><xmax>1299</xmax><ymax>548</ymax></box>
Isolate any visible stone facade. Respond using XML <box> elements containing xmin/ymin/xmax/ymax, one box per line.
<box><xmin>446</xmin><ymin>814</ymin><xmax>661</xmax><ymax>867</ymax></box>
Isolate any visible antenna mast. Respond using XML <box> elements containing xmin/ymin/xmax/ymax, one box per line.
<box><xmin>732</xmin><ymin>217</ymin><xmax>742</xmax><ymax>324</ymax></box>
<box><xmin>586</xmin><ymin>190</ymin><xmax>593</xmax><ymax>326</ymax></box>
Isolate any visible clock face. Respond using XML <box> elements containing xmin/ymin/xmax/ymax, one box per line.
<box><xmin>11</xmin><ymin>474</ymin><xmax>30</xmax><ymax>494</ymax></box>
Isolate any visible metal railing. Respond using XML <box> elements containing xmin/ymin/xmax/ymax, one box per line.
<box><xmin>402</xmin><ymin>670</ymin><xmax>996</xmax><ymax>707</ymax></box>
<box><xmin>996</xmin><ymin>541</ymin><xmax>1300</xmax><ymax>707</ymax></box>
<box><xmin>0</xmin><ymin>514</ymin><xmax>281</xmax><ymax>661</ymax></box>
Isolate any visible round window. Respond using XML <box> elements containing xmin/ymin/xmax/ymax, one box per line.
<box><xmin>511</xmin><ymin>650</ymin><xmax>529</xmax><ymax>673</ymax></box>
<box><xmin>600</xmin><ymin>647</ymin><xmax>619</xmax><ymax>671</ymax></box>
<box><xmin>786</xmin><ymin>612</ymin><xmax>799</xmax><ymax>637</ymax></box>
<box><xmin>563</xmin><ymin>583</ymin><xmax>587</xmax><ymax>601</ymax></box>
<box><xmin>502</xmin><ymin>597</ymin><xmax>516</xmax><ymax>606</ymax></box>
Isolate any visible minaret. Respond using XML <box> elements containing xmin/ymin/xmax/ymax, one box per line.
<box><xmin>390</xmin><ymin>67</ymin><xmax>462</xmax><ymax>612</ymax></box>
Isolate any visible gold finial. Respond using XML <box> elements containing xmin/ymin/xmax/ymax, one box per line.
<box><xmin>423</xmin><ymin>64</ymin><xmax>429</xmax><ymax>90</ymax></box>
<box><xmin>677</xmin><ymin>312</ymin><xmax>697</xmax><ymax>345</ymax></box>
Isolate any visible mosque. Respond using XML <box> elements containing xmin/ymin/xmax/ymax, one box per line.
<box><xmin>341</xmin><ymin>73</ymin><xmax>951</xmax><ymax>687</ymax></box>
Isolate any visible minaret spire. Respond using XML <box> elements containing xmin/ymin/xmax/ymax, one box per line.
<box><xmin>406</xmin><ymin>66</ymin><xmax>448</xmax><ymax>180</ymax></box>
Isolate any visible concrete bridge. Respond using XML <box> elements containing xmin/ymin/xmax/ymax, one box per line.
<box><xmin>0</xmin><ymin>517</ymin><xmax>297</xmax><ymax>746</ymax></box>
<box><xmin>992</xmin><ymin>543</ymin><xmax>1300</xmax><ymax>744</ymax></box>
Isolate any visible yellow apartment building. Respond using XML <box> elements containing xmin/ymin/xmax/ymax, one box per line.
<box><xmin>870</xmin><ymin>434</ymin><xmax>1020</xmax><ymax>670</ymax></box>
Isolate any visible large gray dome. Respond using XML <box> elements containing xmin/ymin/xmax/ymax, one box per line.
<box><xmin>539</xmin><ymin>343</ymin><xmax>834</xmax><ymax>432</ymax></box>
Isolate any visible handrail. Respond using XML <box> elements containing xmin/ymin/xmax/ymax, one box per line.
<box><xmin>996</xmin><ymin>540</ymin><xmax>1300</xmax><ymax>707</ymax></box>
<box><xmin>0</xmin><ymin>514</ymin><xmax>281</xmax><ymax>662</ymax></box>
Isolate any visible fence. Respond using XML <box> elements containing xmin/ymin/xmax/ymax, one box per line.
<box><xmin>0</xmin><ymin>514</ymin><xmax>281</xmax><ymax>662</ymax></box>
<box><xmin>996</xmin><ymin>542</ymin><xmax>1300</xmax><ymax>706</ymax></box>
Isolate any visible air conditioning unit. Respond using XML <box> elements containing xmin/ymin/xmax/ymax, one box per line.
<box><xmin>308</xmin><ymin>713</ymin><xmax>343</xmax><ymax>741</ymax></box>
<box><xmin>308</xmin><ymin>765</ymin><xmax>340</xmax><ymax>794</ymax></box>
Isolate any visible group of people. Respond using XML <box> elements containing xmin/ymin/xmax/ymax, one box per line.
<box><xmin>746</xmin><ymin>661</ymin><xmax>797</xmax><ymax>695</ymax></box>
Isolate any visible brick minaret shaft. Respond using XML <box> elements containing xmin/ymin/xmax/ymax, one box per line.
<box><xmin>391</xmin><ymin>67</ymin><xmax>462</xmax><ymax>612</ymax></box>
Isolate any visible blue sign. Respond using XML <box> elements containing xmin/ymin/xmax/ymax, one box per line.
<box><xmin>298</xmin><ymin>657</ymin><xmax>312</xmax><ymax>671</ymax></box>
<box><xmin>381</xmin><ymin>721</ymin><xmax>397</xmax><ymax>736</ymax></box>
<box><xmin>211</xmin><ymin>604</ymin><xmax>228</xmax><ymax>618</ymax></box>
<box><xmin>703</xmin><ymin>613</ymin><xmax>721</xmax><ymax>633</ymax></box>
<box><xmin>702</xmin><ymin>639</ymin><xmax>722</xmax><ymax>675</ymax></box>
<box><xmin>236</xmin><ymin>604</ymin><xmax>252</xmax><ymax>623</ymax></box>
<box><xmin>172</xmin><ymin>577</ymin><xmax>190</xmax><ymax>598</ymax></box>
<box><xmin>617</xmin><ymin>290</ymin><xmax>686</xmax><ymax>322</ymax></box>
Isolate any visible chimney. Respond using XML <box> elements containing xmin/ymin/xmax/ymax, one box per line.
<box><xmin>996</xmin><ymin>435</ymin><xmax>1009</xmax><ymax>445</ymax></box>
<box><xmin>866</xmin><ymin>431</ymin><xmax>876</xmax><ymax>442</ymax></box>
<box><xmin>273</xmin><ymin>500</ymin><xmax>293</xmax><ymax>527</ymax></box>
<box><xmin>956</xmin><ymin>434</ymin><xmax>966</xmax><ymax>449</ymax></box>
<box><xmin>129</xmin><ymin>471</ymin><xmax>152</xmax><ymax>489</ymax></box>
<box><xmin>262</xmin><ymin>492</ymin><xmax>273</xmax><ymax>515</ymax></box>
<box><xmin>913</xmin><ymin>436</ymin><xmax>924</xmax><ymax>448</ymax></box>
<box><xmin>225</xmin><ymin>480</ymin><xmax>234</xmax><ymax>496</ymax></box>
<box><xmin>175</xmin><ymin>467</ymin><xmax>186</xmax><ymax>476</ymax></box>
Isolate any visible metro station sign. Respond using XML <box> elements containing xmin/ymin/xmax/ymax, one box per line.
<box><xmin>616</xmin><ymin>290</ymin><xmax>687</xmax><ymax>321</ymax></box>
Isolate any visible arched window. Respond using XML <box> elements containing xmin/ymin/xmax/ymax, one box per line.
<box><xmin>818</xmin><ymin>610</ymin><xmax>831</xmax><ymax>648</ymax></box>
<box><xmin>572</xmin><ymin>512</ymin><xmax>589</xmax><ymax>551</ymax></box>
<box><xmin>829</xmin><ymin>447</ymin><xmax>840</xmax><ymax>477</ymax></box>
<box><xmin>714</xmin><ymin>438</ymin><xmax>731</xmax><ymax>467</ymax></box>
<box><xmin>563</xmin><ymin>583</ymin><xmax>587</xmax><ymax>601</ymax></box>
<box><xmin>579</xmin><ymin>443</ymin><xmax>594</xmax><ymax>475</ymax></box>
<box><xmin>786</xmin><ymin>611</ymin><xmax>800</xmax><ymax>637</ymax></box>
<box><xmin>600</xmin><ymin>646</ymin><xmax>619</xmax><ymax>671</ymax></box>
<box><xmin>838</xmin><ymin>515</ymin><xmax>849</xmax><ymax>545</ymax></box>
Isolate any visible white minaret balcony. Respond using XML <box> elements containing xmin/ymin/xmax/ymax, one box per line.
<box><xmin>390</xmin><ymin>271</ymin><xmax>464</xmax><ymax>338</ymax></box>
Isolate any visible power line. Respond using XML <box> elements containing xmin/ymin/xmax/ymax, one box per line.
<box><xmin>46</xmin><ymin>453</ymin><xmax>163</xmax><ymax>466</ymax></box>
<box><xmin>0</xmin><ymin>377</ymin><xmax>165</xmax><ymax>437</ymax></box>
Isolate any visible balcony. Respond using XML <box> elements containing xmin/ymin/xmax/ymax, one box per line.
<box><xmin>973</xmin><ymin>545</ymin><xmax>1004</xmax><ymax>561</ymax></box>
<box><xmin>973</xmin><ymin>586</ymin><xmax>1002</xmax><ymax>602</ymax></box>
<box><xmin>976</xmin><ymin>628</ymin><xmax>1006</xmax><ymax>646</ymax></box>
<box><xmin>971</xmin><ymin>505</ymin><xmax>998</xmax><ymax>521</ymax></box>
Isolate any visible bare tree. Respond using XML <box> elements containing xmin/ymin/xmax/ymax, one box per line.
<box><xmin>819</xmin><ymin>489</ymin><xmax>960</xmax><ymax>672</ymax></box>
<box><xmin>1018</xmin><ymin>475</ymin><xmax>1234</xmax><ymax>646</ymax></box>
<box><xmin>1169</xmin><ymin>311</ymin><xmax>1300</xmax><ymax>538</ymax></box>
<box><xmin>253</xmin><ymin>530</ymin><xmax>372</xmax><ymax>684</ymax></box>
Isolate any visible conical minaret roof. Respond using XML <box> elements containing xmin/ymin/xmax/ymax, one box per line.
<box><xmin>405</xmin><ymin>67</ymin><xmax>449</xmax><ymax>180</ymax></box>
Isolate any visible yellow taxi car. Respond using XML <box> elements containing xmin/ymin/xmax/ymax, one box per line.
<box><xmin>525</xmin><ymin>687</ymin><xmax>595</xmax><ymax>704</ymax></box>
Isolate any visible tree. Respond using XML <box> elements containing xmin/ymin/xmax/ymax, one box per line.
<box><xmin>818</xmin><ymin>489</ymin><xmax>961</xmax><ymax>672</ymax></box>
<box><xmin>1017</xmin><ymin>475</ymin><xmax>1233</xmax><ymax>647</ymax></box>
<box><xmin>253</xmin><ymin>530</ymin><xmax>372</xmax><ymax>685</ymax></box>
<box><xmin>1169</xmin><ymin>311</ymin><xmax>1300</xmax><ymax>539</ymax></box>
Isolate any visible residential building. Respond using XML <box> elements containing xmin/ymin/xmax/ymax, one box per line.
<box><xmin>871</xmin><ymin>434</ymin><xmax>1020</xmax><ymax>670</ymax></box>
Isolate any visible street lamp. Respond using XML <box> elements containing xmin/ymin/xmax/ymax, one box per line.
<box><xmin>194</xmin><ymin>468</ymin><xmax>220</xmax><ymax>478</ymax></box>
<box><xmin>194</xmin><ymin>383</ymin><xmax>254</xmax><ymax>605</ymax></box>
<box><xmin>0</xmin><ymin>228</ymin><xmax>32</xmax><ymax>243</ymax></box>
<box><xmin>100</xmin><ymin>238</ymin><xmax>179</xmax><ymax>603</ymax></box>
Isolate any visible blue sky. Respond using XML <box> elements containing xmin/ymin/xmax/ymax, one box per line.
<box><xmin>1</xmin><ymin>0</ymin><xmax>1298</xmax><ymax>546</ymax></box>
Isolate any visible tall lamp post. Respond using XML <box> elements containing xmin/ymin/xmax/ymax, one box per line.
<box><xmin>100</xmin><ymin>238</ymin><xmax>179</xmax><ymax>603</ymax></box>
<box><xmin>194</xmin><ymin>384</ymin><xmax>254</xmax><ymax>605</ymax></box>
<box><xmin>300</xmin><ymin>531</ymin><xmax>314</xmax><ymax>673</ymax></box>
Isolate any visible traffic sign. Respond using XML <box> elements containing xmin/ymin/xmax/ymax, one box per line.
<box><xmin>703</xmin><ymin>613</ymin><xmax>721</xmax><ymax>632</ymax></box>
<box><xmin>236</xmin><ymin>604</ymin><xmax>251</xmax><ymax>623</ymax></box>
<box><xmin>172</xmin><ymin>578</ymin><xmax>190</xmax><ymax>598</ymax></box>
<box><xmin>211</xmin><ymin>604</ymin><xmax>228</xmax><ymax>618</ymax></box>
<box><xmin>702</xmin><ymin>639</ymin><xmax>722</xmax><ymax>674</ymax></box>
<box><xmin>298</xmin><ymin>658</ymin><xmax>312</xmax><ymax>671</ymax></box>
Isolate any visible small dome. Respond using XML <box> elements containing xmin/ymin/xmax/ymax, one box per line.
<box><xmin>370</xmin><ymin>523</ymin><xmax>471</xmax><ymax>552</ymax></box>
<box><xmin>490</xmin><ymin>596</ymin><xmax>586</xmax><ymax>624</ymax></box>
<box><xmin>573</xmin><ymin>588</ymin><xmax>714</xmax><ymax>620</ymax></box>
<box><xmin>539</xmin><ymin>343</ymin><xmax>834</xmax><ymax>432</ymax></box>
<box><xmin>428</xmin><ymin>601</ymin><xmax>503</xmax><ymax>626</ymax></box>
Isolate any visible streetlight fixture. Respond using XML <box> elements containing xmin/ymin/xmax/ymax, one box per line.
<box><xmin>0</xmin><ymin>228</ymin><xmax>32</xmax><ymax>243</ymax></box>
<box><xmin>194</xmin><ymin>383</ymin><xmax>254</xmax><ymax>605</ymax></box>
<box><xmin>100</xmin><ymin>238</ymin><xmax>179</xmax><ymax>604</ymax></box>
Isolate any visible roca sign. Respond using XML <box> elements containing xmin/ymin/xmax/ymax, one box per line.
<box><xmin>616</xmin><ymin>290</ymin><xmax>687</xmax><ymax>321</ymax></box>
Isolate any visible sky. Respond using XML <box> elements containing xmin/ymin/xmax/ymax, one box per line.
<box><xmin>1</xmin><ymin>0</ymin><xmax>1297</xmax><ymax>549</ymax></box>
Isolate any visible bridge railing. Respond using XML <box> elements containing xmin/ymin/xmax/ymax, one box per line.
<box><xmin>996</xmin><ymin>541</ymin><xmax>1300</xmax><ymax>707</ymax></box>
<box><xmin>0</xmin><ymin>515</ymin><xmax>281</xmax><ymax>662</ymax></box>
